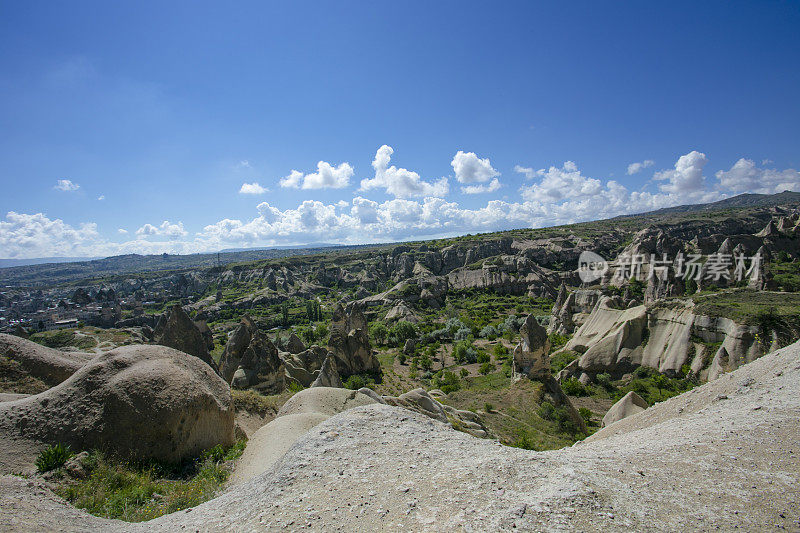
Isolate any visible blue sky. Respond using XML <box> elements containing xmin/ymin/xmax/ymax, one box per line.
<box><xmin>1</xmin><ymin>1</ymin><xmax>799</xmax><ymax>258</ymax></box>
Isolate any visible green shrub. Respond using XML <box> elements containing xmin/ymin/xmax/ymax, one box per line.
<box><xmin>459</xmin><ymin>368</ymin><xmax>469</xmax><ymax>378</ymax></box>
<box><xmin>595</xmin><ymin>372</ymin><xmax>614</xmax><ymax>391</ymax></box>
<box><xmin>369</xmin><ymin>322</ymin><xmax>388</xmax><ymax>345</ymax></box>
<box><xmin>344</xmin><ymin>375</ymin><xmax>367</xmax><ymax>390</ymax></box>
<box><xmin>432</xmin><ymin>370</ymin><xmax>460</xmax><ymax>394</ymax></box>
<box><xmin>479</xmin><ymin>362</ymin><xmax>493</xmax><ymax>375</ymax></box>
<box><xmin>561</xmin><ymin>377</ymin><xmax>588</xmax><ymax>396</ymax></box>
<box><xmin>287</xmin><ymin>381</ymin><xmax>304</xmax><ymax>393</ymax></box>
<box><xmin>578</xmin><ymin>407</ymin><xmax>593</xmax><ymax>424</ymax></box>
<box><xmin>476</xmin><ymin>351</ymin><xmax>491</xmax><ymax>364</ymax></box>
<box><xmin>493</xmin><ymin>343</ymin><xmax>509</xmax><ymax>359</ymax></box>
<box><xmin>36</xmin><ymin>443</ymin><xmax>74</xmax><ymax>473</ymax></box>
<box><xmin>550</xmin><ymin>350</ymin><xmax>578</xmax><ymax>373</ymax></box>
<box><xmin>548</xmin><ymin>332</ymin><xmax>570</xmax><ymax>350</ymax></box>
<box><xmin>484</xmin><ymin>403</ymin><xmax>494</xmax><ymax>413</ymax></box>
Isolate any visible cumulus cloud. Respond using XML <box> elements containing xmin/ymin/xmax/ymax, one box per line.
<box><xmin>627</xmin><ymin>159</ymin><xmax>654</xmax><ymax>175</ymax></box>
<box><xmin>117</xmin><ymin>228</ymin><xmax>128</xmax><ymax>234</ymax></box>
<box><xmin>462</xmin><ymin>178</ymin><xmax>501</xmax><ymax>194</ymax></box>
<box><xmin>715</xmin><ymin>159</ymin><xmax>800</xmax><ymax>194</ymax></box>
<box><xmin>135</xmin><ymin>220</ymin><xmax>188</xmax><ymax>239</ymax></box>
<box><xmin>521</xmin><ymin>161</ymin><xmax>604</xmax><ymax>202</ymax></box>
<box><xmin>55</xmin><ymin>179</ymin><xmax>80</xmax><ymax>191</ymax></box>
<box><xmin>239</xmin><ymin>182</ymin><xmax>269</xmax><ymax>195</ymax></box>
<box><xmin>97</xmin><ymin>195</ymin><xmax>105</xmax><ymax>201</ymax></box>
<box><xmin>514</xmin><ymin>165</ymin><xmax>536</xmax><ymax>179</ymax></box>
<box><xmin>279</xmin><ymin>161</ymin><xmax>353</xmax><ymax>189</ymax></box>
<box><xmin>451</xmin><ymin>151</ymin><xmax>500</xmax><ymax>184</ymax></box>
<box><xmin>8</xmin><ymin>150</ymin><xmax>800</xmax><ymax>259</ymax></box>
<box><xmin>0</xmin><ymin>212</ymin><xmax>98</xmax><ymax>258</ymax></box>
<box><xmin>359</xmin><ymin>145</ymin><xmax>449</xmax><ymax>198</ymax></box>
<box><xmin>653</xmin><ymin>150</ymin><xmax>707</xmax><ymax>194</ymax></box>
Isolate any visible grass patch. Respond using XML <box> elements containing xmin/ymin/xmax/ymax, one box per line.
<box><xmin>231</xmin><ymin>389</ymin><xmax>292</xmax><ymax>417</ymax></box>
<box><xmin>54</xmin><ymin>440</ymin><xmax>246</xmax><ymax>522</ymax></box>
<box><xmin>29</xmin><ymin>329</ymin><xmax>97</xmax><ymax>350</ymax></box>
<box><xmin>0</xmin><ymin>355</ymin><xmax>49</xmax><ymax>394</ymax></box>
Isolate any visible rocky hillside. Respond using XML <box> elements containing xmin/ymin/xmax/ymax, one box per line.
<box><xmin>1</xmin><ymin>338</ymin><xmax>798</xmax><ymax>531</ymax></box>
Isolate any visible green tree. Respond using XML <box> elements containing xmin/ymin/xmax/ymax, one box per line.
<box><xmin>369</xmin><ymin>322</ymin><xmax>389</xmax><ymax>345</ymax></box>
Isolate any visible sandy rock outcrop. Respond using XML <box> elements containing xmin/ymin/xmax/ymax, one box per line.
<box><xmin>4</xmin><ymin>339</ymin><xmax>800</xmax><ymax>531</ymax></box>
<box><xmin>327</xmin><ymin>304</ymin><xmax>380</xmax><ymax>378</ymax></box>
<box><xmin>310</xmin><ymin>355</ymin><xmax>343</xmax><ymax>388</ymax></box>
<box><xmin>385</xmin><ymin>300</ymin><xmax>420</xmax><ymax>323</ymax></box>
<box><xmin>0</xmin><ymin>334</ymin><xmax>91</xmax><ymax>386</ymax></box>
<box><xmin>0</xmin><ymin>345</ymin><xmax>235</xmax><ymax>473</ymax></box>
<box><xmin>154</xmin><ymin>305</ymin><xmax>218</xmax><ymax>372</ymax></box>
<box><xmin>560</xmin><ymin>297</ymin><xmax>768</xmax><ymax>382</ymax></box>
<box><xmin>219</xmin><ymin>316</ymin><xmax>285</xmax><ymax>393</ymax></box>
<box><xmin>512</xmin><ymin>314</ymin><xmax>551</xmax><ymax>380</ymax></box>
<box><xmin>282</xmin><ymin>346</ymin><xmax>329</xmax><ymax>388</ymax></box>
<box><xmin>382</xmin><ymin>388</ymin><xmax>492</xmax><ymax>438</ymax></box>
<box><xmin>285</xmin><ymin>333</ymin><xmax>306</xmax><ymax>355</ymax></box>
<box><xmin>601</xmin><ymin>391</ymin><xmax>648</xmax><ymax>427</ymax></box>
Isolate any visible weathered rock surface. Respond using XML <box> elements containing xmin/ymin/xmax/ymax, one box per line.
<box><xmin>154</xmin><ymin>305</ymin><xmax>218</xmax><ymax>372</ymax></box>
<box><xmin>512</xmin><ymin>314</ymin><xmax>551</xmax><ymax>380</ymax></box>
<box><xmin>0</xmin><ymin>345</ymin><xmax>235</xmax><ymax>473</ymax></box>
<box><xmin>310</xmin><ymin>355</ymin><xmax>343</xmax><ymax>388</ymax></box>
<box><xmin>282</xmin><ymin>346</ymin><xmax>329</xmax><ymax>388</ymax></box>
<box><xmin>6</xmin><ymin>339</ymin><xmax>800</xmax><ymax>531</ymax></box>
<box><xmin>561</xmin><ymin>297</ymin><xmax>767</xmax><ymax>382</ymax></box>
<box><xmin>385</xmin><ymin>300</ymin><xmax>420</xmax><ymax>323</ymax></box>
<box><xmin>219</xmin><ymin>316</ymin><xmax>284</xmax><ymax>394</ymax></box>
<box><xmin>0</xmin><ymin>334</ymin><xmax>91</xmax><ymax>386</ymax></box>
<box><xmin>285</xmin><ymin>333</ymin><xmax>306</xmax><ymax>355</ymax></box>
<box><xmin>601</xmin><ymin>391</ymin><xmax>648</xmax><ymax>427</ymax></box>
<box><xmin>327</xmin><ymin>304</ymin><xmax>380</xmax><ymax>378</ymax></box>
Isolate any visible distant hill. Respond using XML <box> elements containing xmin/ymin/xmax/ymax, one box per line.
<box><xmin>618</xmin><ymin>191</ymin><xmax>800</xmax><ymax>218</ymax></box>
<box><xmin>1</xmin><ymin>191</ymin><xmax>798</xmax><ymax>288</ymax></box>
<box><xmin>0</xmin><ymin>257</ymin><xmax>103</xmax><ymax>268</ymax></box>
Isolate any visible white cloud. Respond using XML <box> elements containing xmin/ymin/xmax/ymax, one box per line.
<box><xmin>653</xmin><ymin>150</ymin><xmax>707</xmax><ymax>194</ymax></box>
<box><xmin>514</xmin><ymin>165</ymin><xmax>536</xmax><ymax>179</ymax></box>
<box><xmin>451</xmin><ymin>150</ymin><xmax>500</xmax><ymax>184</ymax></box>
<box><xmin>55</xmin><ymin>179</ymin><xmax>80</xmax><ymax>191</ymax></box>
<box><xmin>627</xmin><ymin>159</ymin><xmax>654</xmax><ymax>175</ymax></box>
<box><xmin>359</xmin><ymin>145</ymin><xmax>449</xmax><ymax>198</ymax></box>
<box><xmin>237</xmin><ymin>160</ymin><xmax>252</xmax><ymax>169</ymax></box>
<box><xmin>97</xmin><ymin>195</ymin><xmax>105</xmax><ymax>201</ymax></box>
<box><xmin>0</xmin><ymin>212</ymin><xmax>98</xmax><ymax>258</ymax></box>
<box><xmin>8</xmin><ymin>150</ymin><xmax>800</xmax><ymax>260</ymax></box>
<box><xmin>715</xmin><ymin>159</ymin><xmax>800</xmax><ymax>194</ymax></box>
<box><xmin>239</xmin><ymin>182</ymin><xmax>269</xmax><ymax>195</ymax></box>
<box><xmin>135</xmin><ymin>220</ymin><xmax>188</xmax><ymax>240</ymax></box>
<box><xmin>279</xmin><ymin>161</ymin><xmax>353</xmax><ymax>189</ymax></box>
<box><xmin>521</xmin><ymin>161</ymin><xmax>604</xmax><ymax>202</ymax></box>
<box><xmin>462</xmin><ymin>178</ymin><xmax>501</xmax><ymax>194</ymax></box>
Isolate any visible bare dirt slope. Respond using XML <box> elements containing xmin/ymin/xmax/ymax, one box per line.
<box><xmin>2</xmin><ymin>340</ymin><xmax>800</xmax><ymax>531</ymax></box>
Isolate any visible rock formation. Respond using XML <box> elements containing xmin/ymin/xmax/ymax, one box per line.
<box><xmin>282</xmin><ymin>346</ymin><xmax>329</xmax><ymax>388</ymax></box>
<box><xmin>327</xmin><ymin>304</ymin><xmax>380</xmax><ymax>378</ymax></box>
<box><xmin>154</xmin><ymin>304</ymin><xmax>218</xmax><ymax>372</ymax></box>
<box><xmin>512</xmin><ymin>314</ymin><xmax>551</xmax><ymax>380</ymax></box>
<box><xmin>0</xmin><ymin>334</ymin><xmax>91</xmax><ymax>386</ymax></box>
<box><xmin>601</xmin><ymin>391</ymin><xmax>648</xmax><ymax>427</ymax></box>
<box><xmin>559</xmin><ymin>297</ymin><xmax>769</xmax><ymax>382</ymax></box>
<box><xmin>310</xmin><ymin>355</ymin><xmax>343</xmax><ymax>388</ymax></box>
<box><xmin>286</xmin><ymin>333</ymin><xmax>306</xmax><ymax>354</ymax></box>
<box><xmin>0</xmin><ymin>345</ymin><xmax>234</xmax><ymax>472</ymax></box>
<box><xmin>219</xmin><ymin>315</ymin><xmax>284</xmax><ymax>394</ymax></box>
